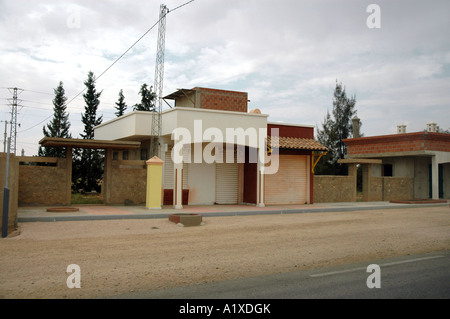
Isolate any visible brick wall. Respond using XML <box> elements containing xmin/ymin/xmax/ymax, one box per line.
<box><xmin>195</xmin><ymin>87</ymin><xmax>248</xmax><ymax>113</ymax></box>
<box><xmin>18</xmin><ymin>158</ymin><xmax>70</xmax><ymax>206</ymax></box>
<box><xmin>344</xmin><ymin>132</ymin><xmax>450</xmax><ymax>156</ymax></box>
<box><xmin>314</xmin><ymin>175</ymin><xmax>414</xmax><ymax>203</ymax></box>
<box><xmin>383</xmin><ymin>177</ymin><xmax>414</xmax><ymax>201</ymax></box>
<box><xmin>267</xmin><ymin>123</ymin><xmax>314</xmax><ymax>139</ymax></box>
<box><xmin>104</xmin><ymin>159</ymin><xmax>147</xmax><ymax>205</ymax></box>
<box><xmin>18</xmin><ymin>154</ymin><xmax>148</xmax><ymax>207</ymax></box>
<box><xmin>313</xmin><ymin>175</ymin><xmax>356</xmax><ymax>203</ymax></box>
<box><xmin>425</xmin><ymin>133</ymin><xmax>450</xmax><ymax>152</ymax></box>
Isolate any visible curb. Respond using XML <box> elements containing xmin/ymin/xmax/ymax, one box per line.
<box><xmin>17</xmin><ymin>202</ymin><xmax>449</xmax><ymax>223</ymax></box>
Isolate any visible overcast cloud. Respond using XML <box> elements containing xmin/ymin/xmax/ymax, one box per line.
<box><xmin>0</xmin><ymin>0</ymin><xmax>449</xmax><ymax>155</ymax></box>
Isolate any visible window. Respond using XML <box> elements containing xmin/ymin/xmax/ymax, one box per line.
<box><xmin>122</xmin><ymin>151</ymin><xmax>129</xmax><ymax>160</ymax></box>
<box><xmin>382</xmin><ymin>164</ymin><xmax>393</xmax><ymax>177</ymax></box>
<box><xmin>113</xmin><ymin>152</ymin><xmax>118</xmax><ymax>160</ymax></box>
<box><xmin>140</xmin><ymin>148</ymin><xmax>148</xmax><ymax>161</ymax></box>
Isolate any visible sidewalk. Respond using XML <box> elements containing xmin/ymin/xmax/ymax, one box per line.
<box><xmin>17</xmin><ymin>200</ymin><xmax>449</xmax><ymax>223</ymax></box>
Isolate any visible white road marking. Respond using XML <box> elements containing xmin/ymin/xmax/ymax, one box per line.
<box><xmin>309</xmin><ymin>255</ymin><xmax>445</xmax><ymax>278</ymax></box>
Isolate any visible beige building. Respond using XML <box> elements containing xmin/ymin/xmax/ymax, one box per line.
<box><xmin>94</xmin><ymin>87</ymin><xmax>327</xmax><ymax>208</ymax></box>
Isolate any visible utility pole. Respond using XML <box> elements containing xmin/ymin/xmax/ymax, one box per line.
<box><xmin>150</xmin><ymin>4</ymin><xmax>169</xmax><ymax>158</ymax></box>
<box><xmin>2</xmin><ymin>137</ymin><xmax>11</xmax><ymax>238</ymax></box>
<box><xmin>2</xmin><ymin>120</ymin><xmax>7</xmax><ymax>153</ymax></box>
<box><xmin>7</xmin><ymin>87</ymin><xmax>23</xmax><ymax>155</ymax></box>
<box><xmin>2</xmin><ymin>87</ymin><xmax>21</xmax><ymax>237</ymax></box>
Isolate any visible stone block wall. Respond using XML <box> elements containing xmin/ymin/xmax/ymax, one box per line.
<box><xmin>383</xmin><ymin>177</ymin><xmax>414</xmax><ymax>201</ymax></box>
<box><xmin>18</xmin><ymin>157</ymin><xmax>71</xmax><ymax>206</ymax></box>
<box><xmin>313</xmin><ymin>175</ymin><xmax>356</xmax><ymax>203</ymax></box>
<box><xmin>368</xmin><ymin>176</ymin><xmax>383</xmax><ymax>201</ymax></box>
<box><xmin>104</xmin><ymin>159</ymin><xmax>147</xmax><ymax>205</ymax></box>
<box><xmin>314</xmin><ymin>174</ymin><xmax>414</xmax><ymax>203</ymax></box>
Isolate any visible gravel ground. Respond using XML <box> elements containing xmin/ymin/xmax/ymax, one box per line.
<box><xmin>0</xmin><ymin>206</ymin><xmax>449</xmax><ymax>299</ymax></box>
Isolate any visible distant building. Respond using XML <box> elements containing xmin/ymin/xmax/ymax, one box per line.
<box><xmin>342</xmin><ymin>120</ymin><xmax>450</xmax><ymax>200</ymax></box>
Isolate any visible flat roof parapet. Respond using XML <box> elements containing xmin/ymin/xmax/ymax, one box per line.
<box><xmin>39</xmin><ymin>137</ymin><xmax>141</xmax><ymax>150</ymax></box>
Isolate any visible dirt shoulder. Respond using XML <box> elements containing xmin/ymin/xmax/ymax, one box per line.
<box><xmin>0</xmin><ymin>206</ymin><xmax>449</xmax><ymax>299</ymax></box>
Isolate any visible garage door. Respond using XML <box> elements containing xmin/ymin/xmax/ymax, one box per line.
<box><xmin>214</xmin><ymin>147</ymin><xmax>239</xmax><ymax>205</ymax></box>
<box><xmin>164</xmin><ymin>151</ymin><xmax>188</xmax><ymax>189</ymax></box>
<box><xmin>264</xmin><ymin>155</ymin><xmax>308</xmax><ymax>205</ymax></box>
<box><xmin>215</xmin><ymin>151</ymin><xmax>239</xmax><ymax>204</ymax></box>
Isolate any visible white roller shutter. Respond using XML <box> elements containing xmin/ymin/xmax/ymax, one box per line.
<box><xmin>164</xmin><ymin>151</ymin><xmax>188</xmax><ymax>189</ymax></box>
<box><xmin>163</xmin><ymin>152</ymin><xmax>174</xmax><ymax>189</ymax></box>
<box><xmin>215</xmin><ymin>147</ymin><xmax>239</xmax><ymax>204</ymax></box>
<box><xmin>215</xmin><ymin>162</ymin><xmax>239</xmax><ymax>204</ymax></box>
<box><xmin>265</xmin><ymin>155</ymin><xmax>307</xmax><ymax>205</ymax></box>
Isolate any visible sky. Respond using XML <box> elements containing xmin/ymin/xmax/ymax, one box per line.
<box><xmin>0</xmin><ymin>0</ymin><xmax>449</xmax><ymax>156</ymax></box>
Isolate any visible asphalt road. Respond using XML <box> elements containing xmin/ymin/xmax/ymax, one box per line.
<box><xmin>109</xmin><ymin>250</ymin><xmax>450</xmax><ymax>299</ymax></box>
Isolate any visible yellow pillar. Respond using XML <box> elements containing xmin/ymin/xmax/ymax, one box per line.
<box><xmin>146</xmin><ymin>156</ymin><xmax>164</xmax><ymax>210</ymax></box>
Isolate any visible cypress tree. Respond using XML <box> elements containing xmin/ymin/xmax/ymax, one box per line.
<box><xmin>133</xmin><ymin>83</ymin><xmax>156</xmax><ymax>111</ymax></box>
<box><xmin>316</xmin><ymin>80</ymin><xmax>358</xmax><ymax>175</ymax></box>
<box><xmin>115</xmin><ymin>89</ymin><xmax>127</xmax><ymax>117</ymax></box>
<box><xmin>74</xmin><ymin>71</ymin><xmax>104</xmax><ymax>193</ymax></box>
<box><xmin>80</xmin><ymin>71</ymin><xmax>103</xmax><ymax>140</ymax></box>
<box><xmin>38</xmin><ymin>81</ymin><xmax>72</xmax><ymax>158</ymax></box>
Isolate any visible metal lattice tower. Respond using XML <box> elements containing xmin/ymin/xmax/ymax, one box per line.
<box><xmin>8</xmin><ymin>87</ymin><xmax>22</xmax><ymax>155</ymax></box>
<box><xmin>150</xmin><ymin>4</ymin><xmax>169</xmax><ymax>158</ymax></box>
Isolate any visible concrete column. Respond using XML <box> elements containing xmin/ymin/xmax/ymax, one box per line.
<box><xmin>431</xmin><ymin>155</ymin><xmax>439</xmax><ymax>200</ymax></box>
<box><xmin>103</xmin><ymin>148</ymin><xmax>113</xmax><ymax>205</ymax></box>
<box><xmin>348</xmin><ymin>163</ymin><xmax>358</xmax><ymax>202</ymax></box>
<box><xmin>352</xmin><ymin>116</ymin><xmax>360</xmax><ymax>138</ymax></box>
<box><xmin>174</xmin><ymin>161</ymin><xmax>183</xmax><ymax>209</ymax></box>
<box><xmin>306</xmin><ymin>155</ymin><xmax>311</xmax><ymax>204</ymax></box>
<box><xmin>146</xmin><ymin>156</ymin><xmax>163</xmax><ymax>209</ymax></box>
<box><xmin>238</xmin><ymin>163</ymin><xmax>244</xmax><ymax>204</ymax></box>
<box><xmin>257</xmin><ymin>148</ymin><xmax>265</xmax><ymax>207</ymax></box>
<box><xmin>362</xmin><ymin>164</ymin><xmax>369</xmax><ymax>202</ymax></box>
<box><xmin>65</xmin><ymin>147</ymin><xmax>73</xmax><ymax>206</ymax></box>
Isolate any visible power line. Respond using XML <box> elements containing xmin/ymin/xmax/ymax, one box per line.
<box><xmin>17</xmin><ymin>0</ymin><xmax>196</xmax><ymax>133</ymax></box>
<box><xmin>62</xmin><ymin>6</ymin><xmax>165</xmax><ymax>109</ymax></box>
<box><xmin>171</xmin><ymin>0</ymin><xmax>196</xmax><ymax>12</ymax></box>
<box><xmin>65</xmin><ymin>0</ymin><xmax>196</xmax><ymax>106</ymax></box>
<box><xmin>21</xmin><ymin>89</ymin><xmax>54</xmax><ymax>96</ymax></box>
<box><xmin>18</xmin><ymin>115</ymin><xmax>51</xmax><ymax>133</ymax></box>
<box><xmin>1</xmin><ymin>87</ymin><xmax>52</xmax><ymax>96</ymax></box>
